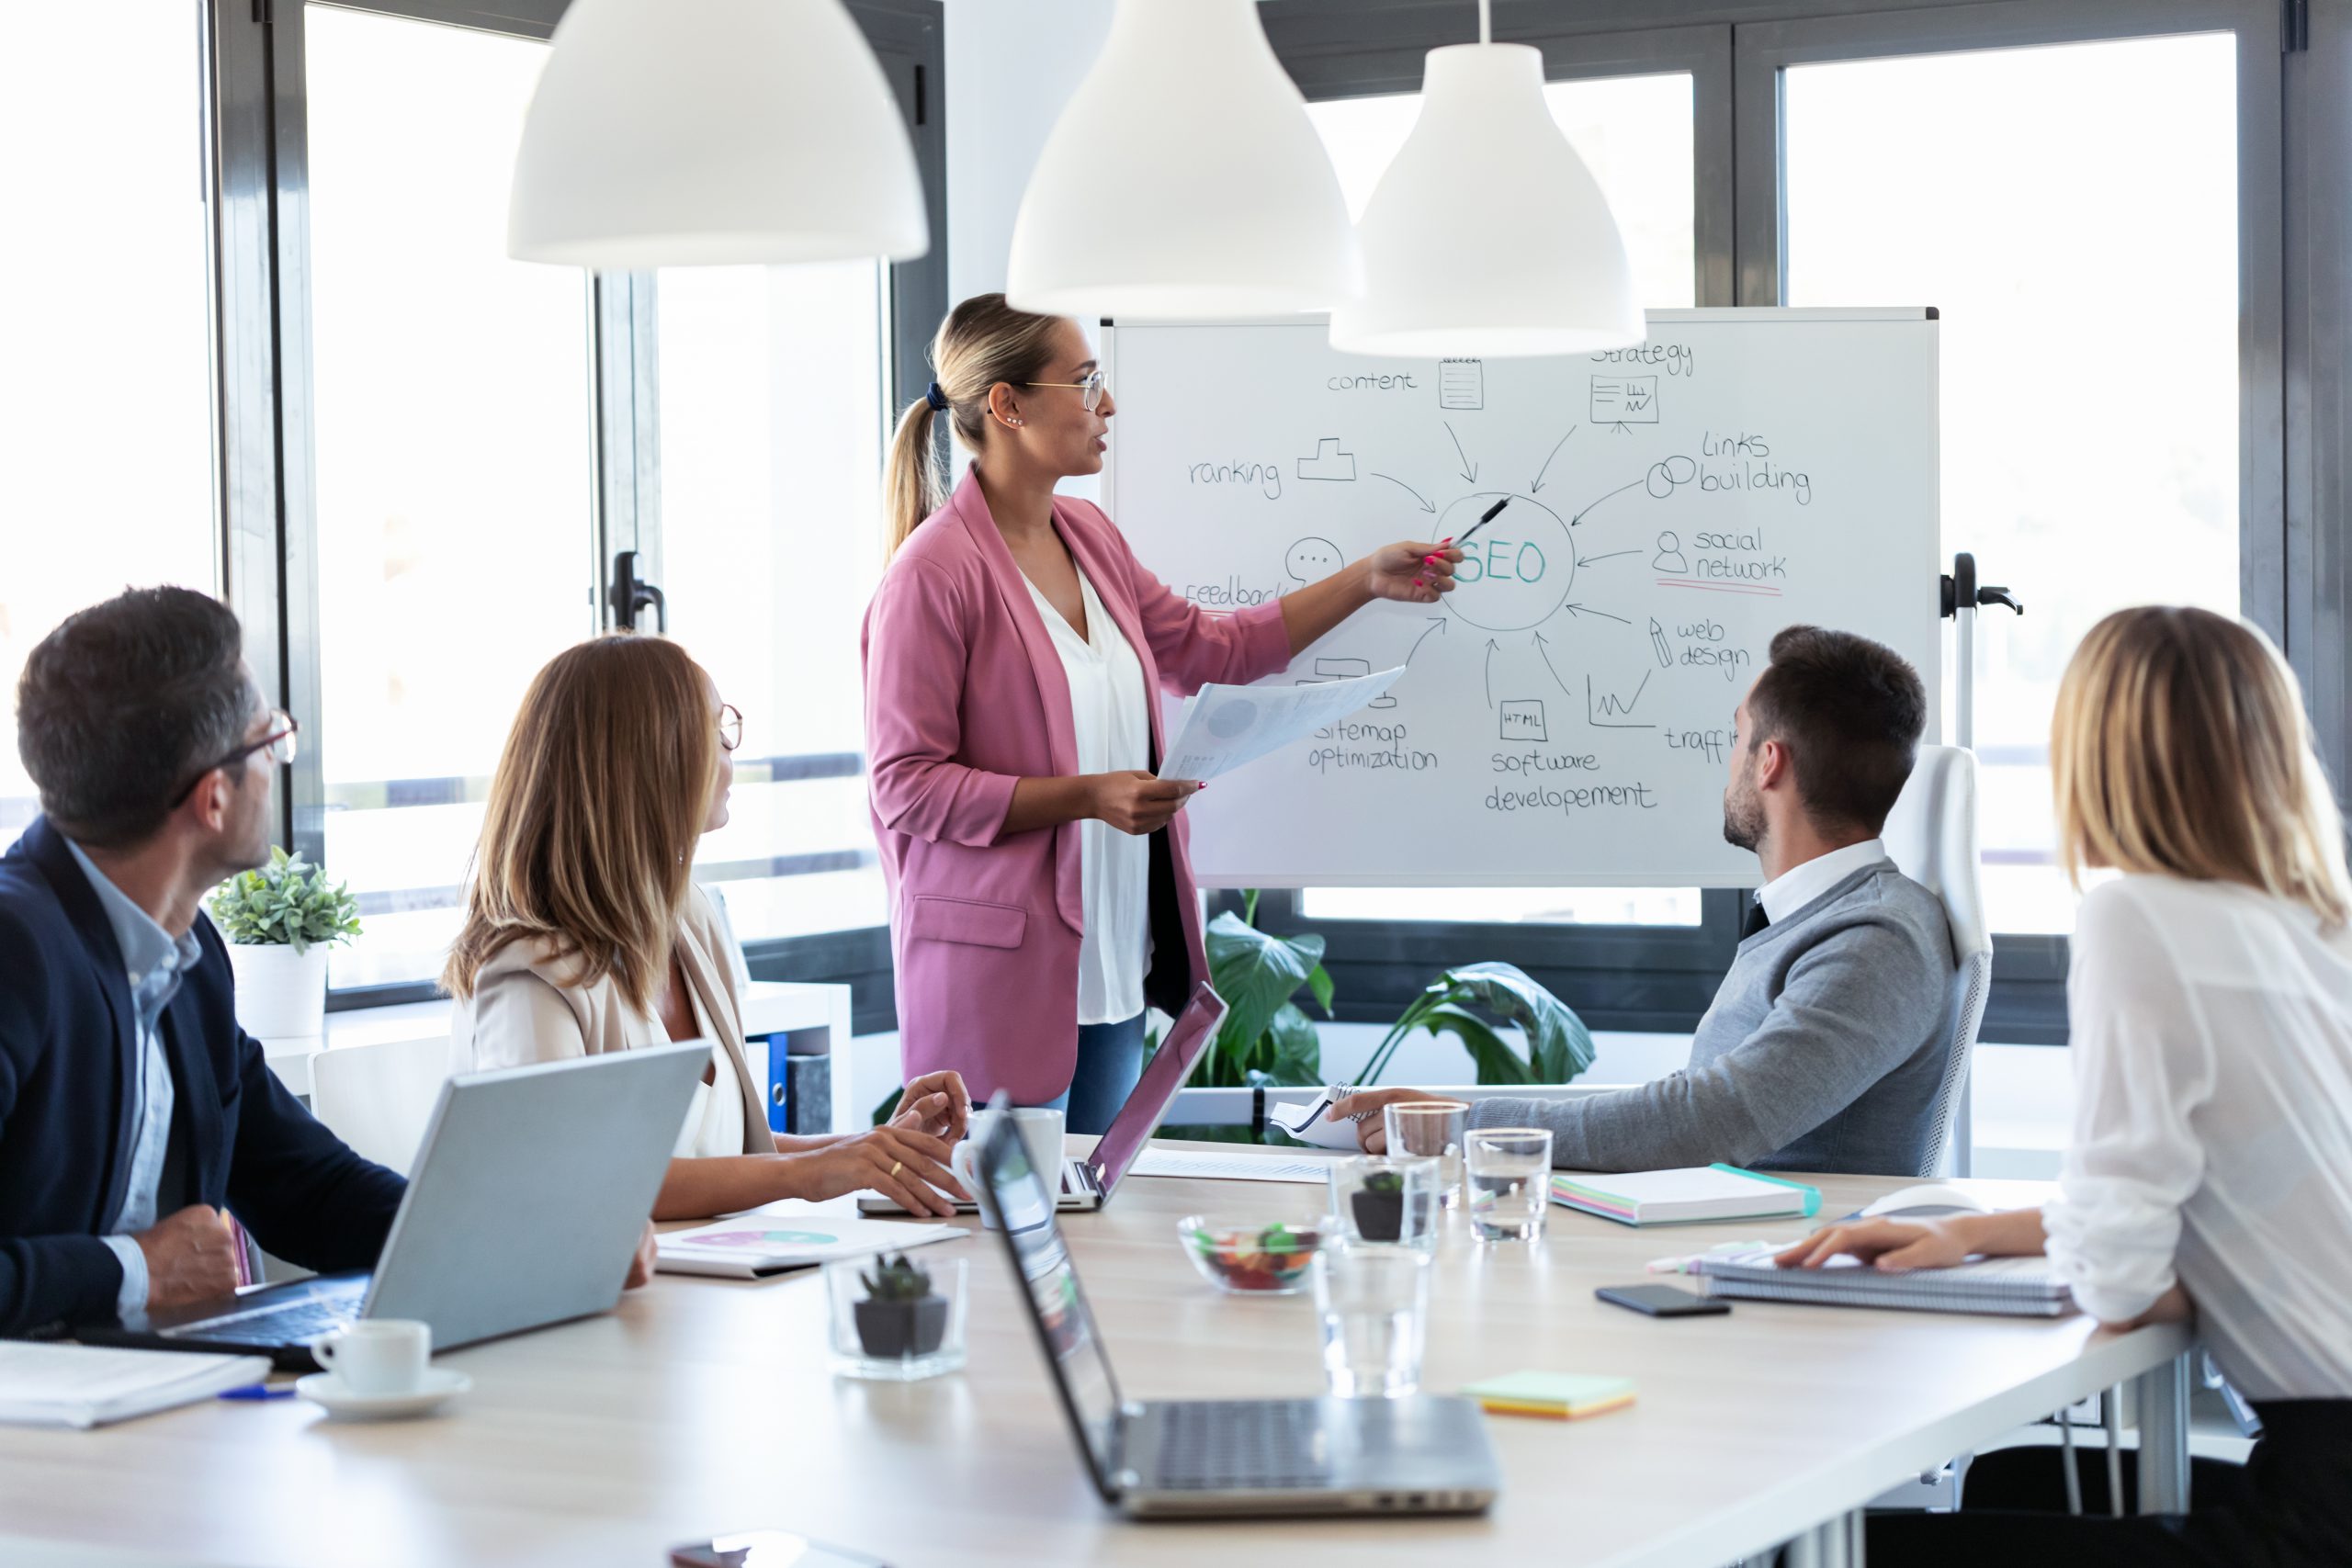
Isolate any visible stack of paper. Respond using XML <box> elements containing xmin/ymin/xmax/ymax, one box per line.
<box><xmin>656</xmin><ymin>1205</ymin><xmax>960</xmax><ymax>1280</ymax></box>
<box><xmin>1460</xmin><ymin>1371</ymin><xmax>1637</xmax><ymax>1421</ymax></box>
<box><xmin>0</xmin><ymin>1342</ymin><xmax>271</xmax><ymax>1429</ymax></box>
<box><xmin>1550</xmin><ymin>1165</ymin><xmax>1820</xmax><ymax>1227</ymax></box>
<box><xmin>1687</xmin><ymin>1247</ymin><xmax>2073</xmax><ymax>1317</ymax></box>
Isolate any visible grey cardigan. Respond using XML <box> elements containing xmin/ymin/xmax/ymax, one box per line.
<box><xmin>1470</xmin><ymin>860</ymin><xmax>1957</xmax><ymax>1176</ymax></box>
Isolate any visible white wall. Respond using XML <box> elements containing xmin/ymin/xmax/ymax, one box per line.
<box><xmin>943</xmin><ymin>0</ymin><xmax>1113</xmax><ymax>303</ymax></box>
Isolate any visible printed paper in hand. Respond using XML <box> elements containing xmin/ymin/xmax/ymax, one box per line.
<box><xmin>656</xmin><ymin>1202</ymin><xmax>960</xmax><ymax>1280</ymax></box>
<box><xmin>1158</xmin><ymin>668</ymin><xmax>1406</xmax><ymax>784</ymax></box>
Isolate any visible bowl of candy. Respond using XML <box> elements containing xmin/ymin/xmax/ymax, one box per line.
<box><xmin>1177</xmin><ymin>1215</ymin><xmax>1327</xmax><ymax>1296</ymax></box>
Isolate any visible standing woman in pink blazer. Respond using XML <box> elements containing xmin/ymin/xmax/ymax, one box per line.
<box><xmin>864</xmin><ymin>294</ymin><xmax>1459</xmax><ymax>1132</ymax></box>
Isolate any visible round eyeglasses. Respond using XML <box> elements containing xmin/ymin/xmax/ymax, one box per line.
<box><xmin>1023</xmin><ymin>369</ymin><xmax>1108</xmax><ymax>412</ymax></box>
<box><xmin>718</xmin><ymin>703</ymin><xmax>743</xmax><ymax>753</ymax></box>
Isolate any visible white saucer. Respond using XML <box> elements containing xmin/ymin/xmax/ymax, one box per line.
<box><xmin>296</xmin><ymin>1367</ymin><xmax>470</xmax><ymax>1420</ymax></box>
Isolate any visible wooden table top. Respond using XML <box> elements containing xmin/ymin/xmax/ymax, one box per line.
<box><xmin>0</xmin><ymin>1145</ymin><xmax>2188</xmax><ymax>1568</ymax></box>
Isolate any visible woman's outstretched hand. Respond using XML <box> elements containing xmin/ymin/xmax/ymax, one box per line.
<box><xmin>1363</xmin><ymin>540</ymin><xmax>1463</xmax><ymax>604</ymax></box>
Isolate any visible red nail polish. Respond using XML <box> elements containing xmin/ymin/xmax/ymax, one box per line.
<box><xmin>1442</xmin><ymin>536</ymin><xmax>1453</xmax><ymax>544</ymax></box>
<box><xmin>1413</xmin><ymin>577</ymin><xmax>1425</xmax><ymax>587</ymax></box>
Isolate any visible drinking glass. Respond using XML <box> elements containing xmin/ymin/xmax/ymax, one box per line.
<box><xmin>1328</xmin><ymin>1155</ymin><xmax>1441</xmax><ymax>1251</ymax></box>
<box><xmin>1464</xmin><ymin>1127</ymin><xmax>1553</xmax><ymax>1242</ymax></box>
<box><xmin>1384</xmin><ymin>1100</ymin><xmax>1470</xmax><ymax>1209</ymax></box>
<box><xmin>1310</xmin><ymin>1241</ymin><xmax>1431</xmax><ymax>1399</ymax></box>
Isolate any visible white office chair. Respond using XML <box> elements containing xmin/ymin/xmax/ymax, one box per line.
<box><xmin>1879</xmin><ymin>744</ymin><xmax>1994</xmax><ymax>1178</ymax></box>
<box><xmin>309</xmin><ymin>1033</ymin><xmax>452</xmax><ymax>1176</ymax></box>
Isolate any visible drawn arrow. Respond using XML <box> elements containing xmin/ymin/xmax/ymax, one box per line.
<box><xmin>1576</xmin><ymin>548</ymin><xmax>1642</xmax><ymax>569</ymax></box>
<box><xmin>1484</xmin><ymin>638</ymin><xmax>1498</xmax><ymax>708</ymax></box>
<box><xmin>1530</xmin><ymin>428</ymin><xmax>1577</xmax><ymax>494</ymax></box>
<box><xmin>1532</xmin><ymin>629</ymin><xmax>1574</xmax><ymax>697</ymax></box>
<box><xmin>1608</xmin><ymin>423</ymin><xmax>1634</xmax><ymax>436</ymax></box>
<box><xmin>1370</xmin><ymin>472</ymin><xmax>1437</xmax><ymax>513</ymax></box>
<box><xmin>1444</xmin><ymin>422</ymin><xmax>1478</xmax><ymax>484</ymax></box>
<box><xmin>1563</xmin><ymin>603</ymin><xmax>1634</xmax><ymax>626</ymax></box>
<box><xmin>1406</xmin><ymin>617</ymin><xmax>1448</xmax><ymax>667</ymax></box>
<box><xmin>1570</xmin><ymin>478</ymin><xmax>1646</xmax><ymax>527</ymax></box>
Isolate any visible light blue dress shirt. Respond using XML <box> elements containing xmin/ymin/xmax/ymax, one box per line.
<box><xmin>63</xmin><ymin>840</ymin><xmax>201</xmax><ymax>1318</ymax></box>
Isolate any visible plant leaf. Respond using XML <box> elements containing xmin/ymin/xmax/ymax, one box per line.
<box><xmin>1204</xmin><ymin>910</ymin><xmax>1324</xmax><ymax>1077</ymax></box>
<box><xmin>1305</xmin><ymin>963</ymin><xmax>1336</xmax><ymax>1017</ymax></box>
<box><xmin>1261</xmin><ymin>1002</ymin><xmax>1323</xmax><ymax>1087</ymax></box>
<box><xmin>1437</xmin><ymin>963</ymin><xmax>1595</xmax><ymax>1082</ymax></box>
<box><xmin>1410</xmin><ymin>1001</ymin><xmax>1530</xmax><ymax>1085</ymax></box>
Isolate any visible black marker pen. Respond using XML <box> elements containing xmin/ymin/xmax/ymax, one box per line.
<box><xmin>1453</xmin><ymin>496</ymin><xmax>1512</xmax><ymax>550</ymax></box>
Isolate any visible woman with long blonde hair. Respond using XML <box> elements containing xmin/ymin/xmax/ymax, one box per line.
<box><xmin>865</xmin><ymin>293</ymin><xmax>1462</xmax><ymax>1131</ymax></box>
<box><xmin>1782</xmin><ymin>606</ymin><xmax>2352</xmax><ymax>1562</ymax></box>
<box><xmin>447</xmin><ymin>634</ymin><xmax>970</xmax><ymax>1219</ymax></box>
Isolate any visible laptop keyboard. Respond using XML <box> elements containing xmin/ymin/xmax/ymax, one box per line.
<box><xmin>1150</xmin><ymin>1401</ymin><xmax>1334</xmax><ymax>1491</ymax></box>
<box><xmin>164</xmin><ymin>1292</ymin><xmax>359</xmax><ymax>1346</ymax></box>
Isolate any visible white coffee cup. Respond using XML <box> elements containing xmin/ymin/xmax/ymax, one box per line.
<box><xmin>311</xmin><ymin>1319</ymin><xmax>431</xmax><ymax>1396</ymax></box>
<box><xmin>952</xmin><ymin>1106</ymin><xmax>1068</xmax><ymax>1218</ymax></box>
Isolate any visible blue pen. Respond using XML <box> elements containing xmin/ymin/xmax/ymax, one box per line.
<box><xmin>217</xmin><ymin>1384</ymin><xmax>297</xmax><ymax>1402</ymax></box>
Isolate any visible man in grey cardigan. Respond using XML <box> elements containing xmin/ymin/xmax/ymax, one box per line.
<box><xmin>1334</xmin><ymin>626</ymin><xmax>1957</xmax><ymax>1177</ymax></box>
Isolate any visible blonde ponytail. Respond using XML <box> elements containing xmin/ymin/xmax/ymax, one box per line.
<box><xmin>880</xmin><ymin>292</ymin><xmax>1068</xmax><ymax>557</ymax></box>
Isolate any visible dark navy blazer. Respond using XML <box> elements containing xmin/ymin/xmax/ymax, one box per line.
<box><xmin>0</xmin><ymin>817</ymin><xmax>405</xmax><ymax>1335</ymax></box>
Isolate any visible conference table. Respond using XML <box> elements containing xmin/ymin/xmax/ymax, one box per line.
<box><xmin>0</xmin><ymin>1143</ymin><xmax>2193</xmax><ymax>1568</ymax></box>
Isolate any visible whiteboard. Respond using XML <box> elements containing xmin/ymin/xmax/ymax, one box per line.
<box><xmin>1099</xmin><ymin>308</ymin><xmax>1941</xmax><ymax>888</ymax></box>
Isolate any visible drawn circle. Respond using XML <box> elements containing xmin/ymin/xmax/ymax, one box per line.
<box><xmin>1205</xmin><ymin>698</ymin><xmax>1260</xmax><ymax>739</ymax></box>
<box><xmin>1284</xmin><ymin>536</ymin><xmax>1342</xmax><ymax>582</ymax></box>
<box><xmin>1436</xmin><ymin>491</ymin><xmax>1574</xmax><ymax>634</ymax></box>
<box><xmin>1645</xmin><ymin>455</ymin><xmax>1697</xmax><ymax>498</ymax></box>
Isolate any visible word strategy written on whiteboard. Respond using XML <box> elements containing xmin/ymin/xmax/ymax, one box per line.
<box><xmin>1100</xmin><ymin>309</ymin><xmax>1941</xmax><ymax>889</ymax></box>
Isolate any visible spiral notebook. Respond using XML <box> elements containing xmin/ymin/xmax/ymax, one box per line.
<box><xmin>1687</xmin><ymin>1247</ymin><xmax>2072</xmax><ymax>1317</ymax></box>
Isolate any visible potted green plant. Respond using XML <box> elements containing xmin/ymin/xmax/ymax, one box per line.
<box><xmin>208</xmin><ymin>847</ymin><xmax>362</xmax><ymax>1041</ymax></box>
<box><xmin>1351</xmin><ymin>1167</ymin><xmax>1409</xmax><ymax>1241</ymax></box>
<box><xmin>852</xmin><ymin>1254</ymin><xmax>948</xmax><ymax>1359</ymax></box>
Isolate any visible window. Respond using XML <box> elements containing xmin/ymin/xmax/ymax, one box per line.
<box><xmin>1782</xmin><ymin>32</ymin><xmax>2241</xmax><ymax>933</ymax></box>
<box><xmin>653</xmin><ymin>263</ymin><xmax>893</xmax><ymax>941</ymax></box>
<box><xmin>304</xmin><ymin>6</ymin><xmax>598</xmax><ymax>988</ymax></box>
<box><xmin>1301</xmin><ymin>71</ymin><xmax>1703</xmax><ymax>927</ymax></box>
<box><xmin>0</xmin><ymin>3</ymin><xmax>219</xmax><ymax>837</ymax></box>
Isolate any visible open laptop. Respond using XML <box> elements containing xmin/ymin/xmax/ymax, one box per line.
<box><xmin>971</xmin><ymin>1100</ymin><xmax>1503</xmax><ymax>1518</ymax></box>
<box><xmin>85</xmin><ymin>1040</ymin><xmax>707</xmax><ymax>1371</ymax></box>
<box><xmin>861</xmin><ymin>982</ymin><xmax>1228</xmax><ymax>1217</ymax></box>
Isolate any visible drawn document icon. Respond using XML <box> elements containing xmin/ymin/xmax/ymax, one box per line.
<box><xmin>1440</xmin><ymin>359</ymin><xmax>1486</xmax><ymax>411</ymax></box>
<box><xmin>1590</xmin><ymin>376</ymin><xmax>1661</xmax><ymax>423</ymax></box>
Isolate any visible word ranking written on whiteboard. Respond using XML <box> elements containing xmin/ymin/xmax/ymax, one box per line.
<box><xmin>1104</xmin><ymin>310</ymin><xmax>1940</xmax><ymax>887</ymax></box>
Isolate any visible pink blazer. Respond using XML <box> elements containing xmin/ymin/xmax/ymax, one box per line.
<box><xmin>863</xmin><ymin>468</ymin><xmax>1292</xmax><ymax>1102</ymax></box>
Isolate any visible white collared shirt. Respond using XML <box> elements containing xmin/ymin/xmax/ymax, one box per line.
<box><xmin>1021</xmin><ymin>564</ymin><xmax>1150</xmax><ymax>1025</ymax></box>
<box><xmin>1755</xmin><ymin>837</ymin><xmax>1887</xmax><ymax>927</ymax></box>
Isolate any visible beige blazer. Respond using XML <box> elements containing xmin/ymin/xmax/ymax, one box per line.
<box><xmin>448</xmin><ymin>884</ymin><xmax>772</xmax><ymax>1156</ymax></box>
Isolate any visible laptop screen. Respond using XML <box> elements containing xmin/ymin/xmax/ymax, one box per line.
<box><xmin>976</xmin><ymin>1108</ymin><xmax>1125</xmax><ymax>1497</ymax></box>
<box><xmin>1086</xmin><ymin>982</ymin><xmax>1228</xmax><ymax>1193</ymax></box>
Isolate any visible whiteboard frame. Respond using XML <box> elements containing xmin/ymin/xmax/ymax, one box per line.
<box><xmin>1097</xmin><ymin>307</ymin><xmax>1941</xmax><ymax>889</ymax></box>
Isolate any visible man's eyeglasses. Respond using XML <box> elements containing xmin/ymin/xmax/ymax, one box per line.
<box><xmin>718</xmin><ymin>704</ymin><xmax>743</xmax><ymax>753</ymax></box>
<box><xmin>1023</xmin><ymin>369</ymin><xmax>1109</xmax><ymax>412</ymax></box>
<box><xmin>171</xmin><ymin>710</ymin><xmax>299</xmax><ymax>807</ymax></box>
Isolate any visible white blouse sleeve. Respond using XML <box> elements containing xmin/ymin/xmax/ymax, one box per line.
<box><xmin>2041</xmin><ymin>883</ymin><xmax>2217</xmax><ymax>1324</ymax></box>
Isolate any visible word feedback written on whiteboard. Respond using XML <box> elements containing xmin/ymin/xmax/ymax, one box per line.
<box><xmin>1100</xmin><ymin>309</ymin><xmax>1941</xmax><ymax>889</ymax></box>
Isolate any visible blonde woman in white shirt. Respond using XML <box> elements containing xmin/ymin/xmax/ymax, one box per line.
<box><xmin>1783</xmin><ymin>605</ymin><xmax>2352</xmax><ymax>1565</ymax></box>
<box><xmin>444</xmin><ymin>634</ymin><xmax>971</xmax><ymax>1220</ymax></box>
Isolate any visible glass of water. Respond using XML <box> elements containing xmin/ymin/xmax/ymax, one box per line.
<box><xmin>1311</xmin><ymin>1242</ymin><xmax>1431</xmax><ymax>1399</ymax></box>
<box><xmin>1384</xmin><ymin>1100</ymin><xmax>1470</xmax><ymax>1209</ymax></box>
<box><xmin>1464</xmin><ymin>1127</ymin><xmax>1554</xmax><ymax>1242</ymax></box>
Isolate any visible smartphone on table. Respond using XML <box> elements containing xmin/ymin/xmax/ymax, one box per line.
<box><xmin>671</xmin><ymin>1532</ymin><xmax>891</xmax><ymax>1568</ymax></box>
<box><xmin>1595</xmin><ymin>1283</ymin><xmax>1732</xmax><ymax>1317</ymax></box>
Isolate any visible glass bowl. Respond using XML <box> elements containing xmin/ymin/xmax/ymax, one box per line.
<box><xmin>1177</xmin><ymin>1214</ymin><xmax>1327</xmax><ymax>1296</ymax></box>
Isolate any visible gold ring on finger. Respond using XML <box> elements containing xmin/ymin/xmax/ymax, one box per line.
<box><xmin>889</xmin><ymin>1160</ymin><xmax>903</xmax><ymax>1179</ymax></box>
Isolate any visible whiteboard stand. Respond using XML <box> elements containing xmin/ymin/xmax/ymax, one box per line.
<box><xmin>1939</xmin><ymin>551</ymin><xmax>2024</xmax><ymax>1177</ymax></box>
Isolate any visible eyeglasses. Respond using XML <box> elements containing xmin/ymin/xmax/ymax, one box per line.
<box><xmin>1023</xmin><ymin>369</ymin><xmax>1109</xmax><ymax>412</ymax></box>
<box><xmin>718</xmin><ymin>703</ymin><xmax>743</xmax><ymax>753</ymax></box>
<box><xmin>171</xmin><ymin>709</ymin><xmax>300</xmax><ymax>807</ymax></box>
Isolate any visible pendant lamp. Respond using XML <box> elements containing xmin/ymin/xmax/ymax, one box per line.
<box><xmin>1329</xmin><ymin>23</ymin><xmax>1643</xmax><ymax>356</ymax></box>
<box><xmin>508</xmin><ymin>0</ymin><xmax>928</xmax><ymax>268</ymax></box>
<box><xmin>1005</xmin><ymin>0</ymin><xmax>1361</xmax><ymax>319</ymax></box>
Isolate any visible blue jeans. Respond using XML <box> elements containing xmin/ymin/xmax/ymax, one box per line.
<box><xmin>1035</xmin><ymin>1013</ymin><xmax>1147</xmax><ymax>1135</ymax></box>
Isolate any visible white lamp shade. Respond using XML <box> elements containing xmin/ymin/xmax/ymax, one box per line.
<box><xmin>1329</xmin><ymin>43</ymin><xmax>1643</xmax><ymax>357</ymax></box>
<box><xmin>507</xmin><ymin>0</ymin><xmax>928</xmax><ymax>268</ymax></box>
<box><xmin>1006</xmin><ymin>0</ymin><xmax>1361</xmax><ymax>320</ymax></box>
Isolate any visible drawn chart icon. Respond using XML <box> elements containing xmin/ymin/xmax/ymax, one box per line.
<box><xmin>1499</xmin><ymin>700</ymin><xmax>1547</xmax><ymax>743</ymax></box>
<box><xmin>1590</xmin><ymin>375</ymin><xmax>1661</xmax><ymax>423</ymax></box>
<box><xmin>1439</xmin><ymin>359</ymin><xmax>1485</xmax><ymax>411</ymax></box>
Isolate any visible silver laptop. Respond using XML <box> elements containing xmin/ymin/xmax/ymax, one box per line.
<box><xmin>92</xmin><ymin>1040</ymin><xmax>707</xmax><ymax>1371</ymax></box>
<box><xmin>972</xmin><ymin>1101</ymin><xmax>1503</xmax><ymax>1518</ymax></box>
<box><xmin>861</xmin><ymin>983</ymin><xmax>1228</xmax><ymax>1217</ymax></box>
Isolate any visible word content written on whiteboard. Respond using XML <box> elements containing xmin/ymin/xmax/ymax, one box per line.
<box><xmin>1101</xmin><ymin>309</ymin><xmax>1941</xmax><ymax>889</ymax></box>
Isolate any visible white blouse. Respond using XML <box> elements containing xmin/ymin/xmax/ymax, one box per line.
<box><xmin>659</xmin><ymin>980</ymin><xmax>747</xmax><ymax>1160</ymax></box>
<box><xmin>1022</xmin><ymin>562</ymin><xmax>1151</xmax><ymax>1025</ymax></box>
<box><xmin>2042</xmin><ymin>874</ymin><xmax>2352</xmax><ymax>1399</ymax></box>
